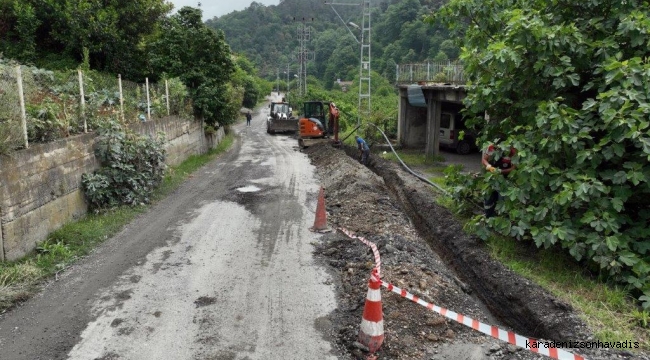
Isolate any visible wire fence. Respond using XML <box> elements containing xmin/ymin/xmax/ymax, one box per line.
<box><xmin>0</xmin><ymin>59</ymin><xmax>192</xmax><ymax>153</ymax></box>
<box><xmin>395</xmin><ymin>61</ymin><xmax>465</xmax><ymax>85</ymax></box>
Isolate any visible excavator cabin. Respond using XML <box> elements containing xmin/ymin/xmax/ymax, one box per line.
<box><xmin>298</xmin><ymin>101</ymin><xmax>338</xmax><ymax>138</ymax></box>
<box><xmin>298</xmin><ymin>101</ymin><xmax>340</xmax><ymax>148</ymax></box>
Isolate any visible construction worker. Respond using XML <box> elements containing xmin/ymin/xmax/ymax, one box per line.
<box><xmin>482</xmin><ymin>138</ymin><xmax>516</xmax><ymax>218</ymax></box>
<box><xmin>355</xmin><ymin>135</ymin><xmax>370</xmax><ymax>165</ymax></box>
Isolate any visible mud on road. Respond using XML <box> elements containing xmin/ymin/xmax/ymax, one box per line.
<box><xmin>304</xmin><ymin>143</ymin><xmax>646</xmax><ymax>360</ymax></box>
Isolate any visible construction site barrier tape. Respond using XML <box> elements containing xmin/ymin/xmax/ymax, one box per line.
<box><xmin>381</xmin><ymin>280</ymin><xmax>587</xmax><ymax>360</ymax></box>
<box><xmin>337</xmin><ymin>228</ymin><xmax>587</xmax><ymax>360</ymax></box>
<box><xmin>338</xmin><ymin>227</ymin><xmax>381</xmax><ymax>277</ymax></box>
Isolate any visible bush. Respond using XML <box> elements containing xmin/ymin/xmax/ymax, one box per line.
<box><xmin>82</xmin><ymin>120</ymin><xmax>166</xmax><ymax>211</ymax></box>
<box><xmin>435</xmin><ymin>0</ymin><xmax>650</xmax><ymax>307</ymax></box>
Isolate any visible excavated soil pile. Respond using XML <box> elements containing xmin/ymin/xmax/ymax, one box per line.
<box><xmin>305</xmin><ymin>143</ymin><xmax>645</xmax><ymax>360</ymax></box>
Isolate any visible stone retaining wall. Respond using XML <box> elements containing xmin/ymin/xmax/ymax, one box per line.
<box><xmin>0</xmin><ymin>116</ymin><xmax>225</xmax><ymax>261</ymax></box>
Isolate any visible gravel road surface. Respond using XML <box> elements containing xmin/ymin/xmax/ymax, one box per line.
<box><xmin>0</xmin><ymin>94</ymin><xmax>337</xmax><ymax>360</ymax></box>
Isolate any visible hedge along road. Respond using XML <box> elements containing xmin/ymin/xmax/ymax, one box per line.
<box><xmin>0</xmin><ymin>94</ymin><xmax>338</xmax><ymax>360</ymax></box>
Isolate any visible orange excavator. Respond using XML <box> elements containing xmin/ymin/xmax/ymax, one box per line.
<box><xmin>298</xmin><ymin>101</ymin><xmax>341</xmax><ymax>148</ymax></box>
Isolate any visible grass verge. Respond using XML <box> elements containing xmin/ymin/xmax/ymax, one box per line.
<box><xmin>383</xmin><ymin>150</ymin><xmax>650</xmax><ymax>350</ymax></box>
<box><xmin>380</xmin><ymin>148</ymin><xmax>445</xmax><ymax>168</ymax></box>
<box><xmin>0</xmin><ymin>133</ymin><xmax>234</xmax><ymax>314</ymax></box>
<box><xmin>486</xmin><ymin>235</ymin><xmax>650</xmax><ymax>349</ymax></box>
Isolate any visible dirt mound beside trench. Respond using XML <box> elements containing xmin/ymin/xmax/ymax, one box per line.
<box><xmin>304</xmin><ymin>143</ymin><xmax>641</xmax><ymax>360</ymax></box>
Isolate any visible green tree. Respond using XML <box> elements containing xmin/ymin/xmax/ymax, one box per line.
<box><xmin>374</xmin><ymin>0</ymin><xmax>421</xmax><ymax>44</ymax></box>
<box><xmin>232</xmin><ymin>55</ymin><xmax>264</xmax><ymax>108</ymax></box>
<box><xmin>439</xmin><ymin>39</ymin><xmax>459</xmax><ymax>60</ymax></box>
<box><xmin>433</xmin><ymin>0</ymin><xmax>650</xmax><ymax>306</ymax></box>
<box><xmin>149</xmin><ymin>7</ymin><xmax>236</xmax><ymax>126</ymax></box>
<box><xmin>3</xmin><ymin>0</ymin><xmax>172</xmax><ymax>76</ymax></box>
<box><xmin>322</xmin><ymin>36</ymin><xmax>358</xmax><ymax>89</ymax></box>
<box><xmin>398</xmin><ymin>20</ymin><xmax>429</xmax><ymax>55</ymax></box>
<box><xmin>11</xmin><ymin>2</ymin><xmax>40</xmax><ymax>61</ymax></box>
<box><xmin>312</xmin><ymin>29</ymin><xmax>342</xmax><ymax>79</ymax></box>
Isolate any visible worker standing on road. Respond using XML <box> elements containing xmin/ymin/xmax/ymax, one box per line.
<box><xmin>246</xmin><ymin>111</ymin><xmax>252</xmax><ymax>127</ymax></box>
<box><xmin>482</xmin><ymin>138</ymin><xmax>516</xmax><ymax>218</ymax></box>
<box><xmin>355</xmin><ymin>135</ymin><xmax>370</xmax><ymax>165</ymax></box>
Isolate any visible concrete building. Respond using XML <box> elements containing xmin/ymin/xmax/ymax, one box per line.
<box><xmin>397</xmin><ymin>84</ymin><xmax>467</xmax><ymax>157</ymax></box>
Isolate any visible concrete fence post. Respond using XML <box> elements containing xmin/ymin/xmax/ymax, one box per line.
<box><xmin>78</xmin><ymin>69</ymin><xmax>87</xmax><ymax>133</ymax></box>
<box><xmin>395</xmin><ymin>64</ymin><xmax>399</xmax><ymax>83</ymax></box>
<box><xmin>0</xmin><ymin>209</ymin><xmax>4</xmax><ymax>261</ymax></box>
<box><xmin>145</xmin><ymin>77</ymin><xmax>151</xmax><ymax>121</ymax></box>
<box><xmin>165</xmin><ymin>79</ymin><xmax>170</xmax><ymax>116</ymax></box>
<box><xmin>118</xmin><ymin>74</ymin><xmax>125</xmax><ymax>123</ymax></box>
<box><xmin>16</xmin><ymin>66</ymin><xmax>28</xmax><ymax>149</ymax></box>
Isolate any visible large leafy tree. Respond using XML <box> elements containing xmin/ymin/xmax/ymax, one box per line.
<box><xmin>0</xmin><ymin>0</ymin><xmax>171</xmax><ymax>76</ymax></box>
<box><xmin>434</xmin><ymin>0</ymin><xmax>650</xmax><ymax>305</ymax></box>
<box><xmin>149</xmin><ymin>7</ymin><xmax>236</xmax><ymax>126</ymax></box>
<box><xmin>232</xmin><ymin>55</ymin><xmax>265</xmax><ymax>109</ymax></box>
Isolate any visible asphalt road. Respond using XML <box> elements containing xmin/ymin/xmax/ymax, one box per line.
<box><xmin>0</xmin><ymin>94</ymin><xmax>338</xmax><ymax>360</ymax></box>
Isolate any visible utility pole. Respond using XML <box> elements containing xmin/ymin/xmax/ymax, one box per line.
<box><xmin>286</xmin><ymin>64</ymin><xmax>290</xmax><ymax>94</ymax></box>
<box><xmin>326</xmin><ymin>1</ymin><xmax>372</xmax><ymax>127</ymax></box>
<box><xmin>295</xmin><ymin>18</ymin><xmax>313</xmax><ymax>96</ymax></box>
<box><xmin>276</xmin><ymin>68</ymin><xmax>280</xmax><ymax>94</ymax></box>
<box><xmin>358</xmin><ymin>0</ymin><xmax>371</xmax><ymax>127</ymax></box>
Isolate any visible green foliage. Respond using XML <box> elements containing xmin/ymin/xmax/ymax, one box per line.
<box><xmin>149</xmin><ymin>7</ymin><xmax>236</xmax><ymax>127</ymax></box>
<box><xmin>82</xmin><ymin>120</ymin><xmax>166</xmax><ymax>211</ymax></box>
<box><xmin>207</xmin><ymin>0</ymin><xmax>456</xmax><ymax>81</ymax></box>
<box><xmin>0</xmin><ymin>0</ymin><xmax>172</xmax><ymax>78</ymax></box>
<box><xmin>10</xmin><ymin>1</ymin><xmax>40</xmax><ymax>62</ymax></box>
<box><xmin>434</xmin><ymin>0</ymin><xmax>650</xmax><ymax>306</ymax></box>
<box><xmin>231</xmin><ymin>59</ymin><xmax>265</xmax><ymax>109</ymax></box>
<box><xmin>80</xmin><ymin>47</ymin><xmax>90</xmax><ymax>72</ymax></box>
<box><xmin>442</xmin><ymin>164</ymin><xmax>479</xmax><ymax>216</ymax></box>
<box><xmin>439</xmin><ymin>39</ymin><xmax>459</xmax><ymax>59</ymax></box>
<box><xmin>26</xmin><ymin>98</ymin><xmax>66</xmax><ymax>143</ymax></box>
<box><xmin>0</xmin><ymin>60</ymin><xmax>192</xmax><ymax>153</ymax></box>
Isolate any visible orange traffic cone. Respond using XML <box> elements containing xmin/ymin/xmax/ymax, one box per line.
<box><xmin>358</xmin><ymin>268</ymin><xmax>384</xmax><ymax>358</ymax></box>
<box><xmin>310</xmin><ymin>186</ymin><xmax>331</xmax><ymax>232</ymax></box>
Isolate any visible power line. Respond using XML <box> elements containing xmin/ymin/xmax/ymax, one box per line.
<box><xmin>294</xmin><ymin>18</ymin><xmax>314</xmax><ymax>96</ymax></box>
<box><xmin>325</xmin><ymin>0</ymin><xmax>371</xmax><ymax>127</ymax></box>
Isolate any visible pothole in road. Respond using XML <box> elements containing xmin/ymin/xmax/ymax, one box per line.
<box><xmin>235</xmin><ymin>185</ymin><xmax>262</xmax><ymax>193</ymax></box>
<box><xmin>194</xmin><ymin>296</ymin><xmax>218</xmax><ymax>308</ymax></box>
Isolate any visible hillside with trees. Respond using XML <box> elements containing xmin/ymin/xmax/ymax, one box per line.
<box><xmin>207</xmin><ymin>0</ymin><xmax>458</xmax><ymax>83</ymax></box>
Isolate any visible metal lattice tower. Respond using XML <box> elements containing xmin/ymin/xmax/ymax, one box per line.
<box><xmin>326</xmin><ymin>0</ymin><xmax>372</xmax><ymax>126</ymax></box>
<box><xmin>296</xmin><ymin>21</ymin><xmax>312</xmax><ymax>96</ymax></box>
<box><xmin>357</xmin><ymin>0</ymin><xmax>371</xmax><ymax>126</ymax></box>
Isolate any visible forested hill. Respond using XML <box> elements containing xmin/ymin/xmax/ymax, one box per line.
<box><xmin>206</xmin><ymin>0</ymin><xmax>456</xmax><ymax>83</ymax></box>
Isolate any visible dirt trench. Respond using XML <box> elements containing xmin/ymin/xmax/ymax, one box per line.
<box><xmin>350</xmin><ymin>145</ymin><xmax>588</xmax><ymax>342</ymax></box>
<box><xmin>303</xmin><ymin>142</ymin><xmax>643</xmax><ymax>360</ymax></box>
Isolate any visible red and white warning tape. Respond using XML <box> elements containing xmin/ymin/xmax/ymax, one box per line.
<box><xmin>337</xmin><ymin>227</ymin><xmax>588</xmax><ymax>360</ymax></box>
<box><xmin>338</xmin><ymin>227</ymin><xmax>381</xmax><ymax>277</ymax></box>
<box><xmin>381</xmin><ymin>281</ymin><xmax>586</xmax><ymax>360</ymax></box>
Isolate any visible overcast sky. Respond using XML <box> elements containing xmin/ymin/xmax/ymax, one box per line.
<box><xmin>168</xmin><ymin>0</ymin><xmax>280</xmax><ymax>21</ymax></box>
